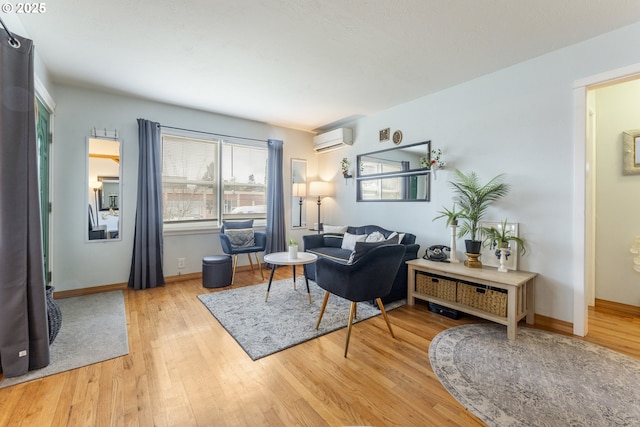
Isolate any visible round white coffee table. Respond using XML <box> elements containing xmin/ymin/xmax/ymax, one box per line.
<box><xmin>263</xmin><ymin>251</ymin><xmax>317</xmax><ymax>303</ymax></box>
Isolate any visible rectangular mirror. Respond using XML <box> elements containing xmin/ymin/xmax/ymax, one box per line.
<box><xmin>87</xmin><ymin>137</ymin><xmax>122</xmax><ymax>241</ymax></box>
<box><xmin>291</xmin><ymin>158</ymin><xmax>307</xmax><ymax>228</ymax></box>
<box><xmin>356</xmin><ymin>140</ymin><xmax>431</xmax><ymax>201</ymax></box>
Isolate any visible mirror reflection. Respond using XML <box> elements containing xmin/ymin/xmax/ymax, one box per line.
<box><xmin>88</xmin><ymin>137</ymin><xmax>121</xmax><ymax>241</ymax></box>
<box><xmin>357</xmin><ymin>140</ymin><xmax>431</xmax><ymax>202</ymax></box>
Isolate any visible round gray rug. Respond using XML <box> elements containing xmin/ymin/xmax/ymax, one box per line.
<box><xmin>429</xmin><ymin>324</ymin><xmax>640</xmax><ymax>427</ymax></box>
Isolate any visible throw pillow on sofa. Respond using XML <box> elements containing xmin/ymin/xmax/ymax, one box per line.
<box><xmin>323</xmin><ymin>224</ymin><xmax>348</xmax><ymax>233</ymax></box>
<box><xmin>365</xmin><ymin>231</ymin><xmax>384</xmax><ymax>242</ymax></box>
<box><xmin>348</xmin><ymin>235</ymin><xmax>399</xmax><ymax>264</ymax></box>
<box><xmin>341</xmin><ymin>232</ymin><xmax>367</xmax><ymax>251</ymax></box>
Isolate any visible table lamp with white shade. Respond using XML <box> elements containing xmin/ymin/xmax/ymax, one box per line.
<box><xmin>308</xmin><ymin>181</ymin><xmax>333</xmax><ymax>233</ymax></box>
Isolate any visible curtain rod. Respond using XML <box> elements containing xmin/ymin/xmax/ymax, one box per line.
<box><xmin>161</xmin><ymin>124</ymin><xmax>268</xmax><ymax>143</ymax></box>
<box><xmin>0</xmin><ymin>16</ymin><xmax>19</xmax><ymax>47</ymax></box>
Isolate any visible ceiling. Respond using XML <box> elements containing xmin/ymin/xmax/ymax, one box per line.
<box><xmin>13</xmin><ymin>0</ymin><xmax>640</xmax><ymax>132</ymax></box>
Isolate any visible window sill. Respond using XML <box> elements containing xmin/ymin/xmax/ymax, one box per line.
<box><xmin>163</xmin><ymin>220</ymin><xmax>266</xmax><ymax>237</ymax></box>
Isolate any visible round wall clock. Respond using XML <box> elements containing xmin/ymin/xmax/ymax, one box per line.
<box><xmin>392</xmin><ymin>130</ymin><xmax>403</xmax><ymax>145</ymax></box>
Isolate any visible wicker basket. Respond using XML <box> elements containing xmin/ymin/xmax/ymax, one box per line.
<box><xmin>415</xmin><ymin>272</ymin><xmax>457</xmax><ymax>302</ymax></box>
<box><xmin>456</xmin><ymin>282</ymin><xmax>507</xmax><ymax>316</ymax></box>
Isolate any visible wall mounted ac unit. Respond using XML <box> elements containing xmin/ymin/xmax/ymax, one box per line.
<box><xmin>313</xmin><ymin>128</ymin><xmax>353</xmax><ymax>153</ymax></box>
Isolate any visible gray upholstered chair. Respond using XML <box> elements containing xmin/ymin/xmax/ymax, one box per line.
<box><xmin>314</xmin><ymin>243</ymin><xmax>406</xmax><ymax>357</ymax></box>
<box><xmin>219</xmin><ymin>220</ymin><xmax>266</xmax><ymax>284</ymax></box>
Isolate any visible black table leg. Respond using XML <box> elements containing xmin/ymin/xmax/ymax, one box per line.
<box><xmin>264</xmin><ymin>264</ymin><xmax>277</xmax><ymax>302</ymax></box>
<box><xmin>292</xmin><ymin>265</ymin><xmax>296</xmax><ymax>290</ymax></box>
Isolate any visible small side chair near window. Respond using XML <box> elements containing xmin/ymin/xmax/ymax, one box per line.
<box><xmin>219</xmin><ymin>220</ymin><xmax>266</xmax><ymax>284</ymax></box>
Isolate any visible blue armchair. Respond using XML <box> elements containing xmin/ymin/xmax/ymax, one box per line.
<box><xmin>314</xmin><ymin>243</ymin><xmax>406</xmax><ymax>357</ymax></box>
<box><xmin>219</xmin><ymin>220</ymin><xmax>266</xmax><ymax>284</ymax></box>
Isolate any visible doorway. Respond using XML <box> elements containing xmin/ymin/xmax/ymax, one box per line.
<box><xmin>574</xmin><ymin>65</ymin><xmax>640</xmax><ymax>336</ymax></box>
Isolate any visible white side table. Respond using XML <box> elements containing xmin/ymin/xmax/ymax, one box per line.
<box><xmin>263</xmin><ymin>252</ymin><xmax>318</xmax><ymax>303</ymax></box>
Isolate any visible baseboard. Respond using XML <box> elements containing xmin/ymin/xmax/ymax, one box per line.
<box><xmin>54</xmin><ymin>282</ymin><xmax>127</xmax><ymax>299</ymax></box>
<box><xmin>532</xmin><ymin>313</ymin><xmax>573</xmax><ymax>335</ymax></box>
<box><xmin>52</xmin><ymin>265</ymin><xmax>266</xmax><ymax>299</ymax></box>
<box><xmin>594</xmin><ymin>298</ymin><xmax>640</xmax><ymax>316</ymax></box>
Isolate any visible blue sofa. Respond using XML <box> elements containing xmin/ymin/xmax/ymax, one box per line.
<box><xmin>303</xmin><ymin>225</ymin><xmax>420</xmax><ymax>303</ymax></box>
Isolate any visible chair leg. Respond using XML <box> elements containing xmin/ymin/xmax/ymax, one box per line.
<box><xmin>376</xmin><ymin>298</ymin><xmax>395</xmax><ymax>338</ymax></box>
<box><xmin>247</xmin><ymin>253</ymin><xmax>255</xmax><ymax>273</ymax></box>
<box><xmin>316</xmin><ymin>291</ymin><xmax>330</xmax><ymax>330</ymax></box>
<box><xmin>231</xmin><ymin>255</ymin><xmax>238</xmax><ymax>285</ymax></box>
<box><xmin>255</xmin><ymin>252</ymin><xmax>264</xmax><ymax>280</ymax></box>
<box><xmin>344</xmin><ymin>301</ymin><xmax>357</xmax><ymax>357</ymax></box>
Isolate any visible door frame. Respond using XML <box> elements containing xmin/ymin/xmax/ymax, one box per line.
<box><xmin>35</xmin><ymin>78</ymin><xmax>55</xmax><ymax>284</ymax></box>
<box><xmin>573</xmin><ymin>63</ymin><xmax>640</xmax><ymax>336</ymax></box>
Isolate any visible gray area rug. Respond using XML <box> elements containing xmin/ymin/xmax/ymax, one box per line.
<box><xmin>198</xmin><ymin>279</ymin><xmax>404</xmax><ymax>360</ymax></box>
<box><xmin>429</xmin><ymin>323</ymin><xmax>640</xmax><ymax>427</ymax></box>
<box><xmin>0</xmin><ymin>290</ymin><xmax>129</xmax><ymax>388</ymax></box>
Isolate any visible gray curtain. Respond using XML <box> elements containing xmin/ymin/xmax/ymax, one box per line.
<box><xmin>0</xmin><ymin>32</ymin><xmax>50</xmax><ymax>377</ymax></box>
<box><xmin>265</xmin><ymin>139</ymin><xmax>285</xmax><ymax>254</ymax></box>
<box><xmin>128</xmin><ymin>119</ymin><xmax>165</xmax><ymax>289</ymax></box>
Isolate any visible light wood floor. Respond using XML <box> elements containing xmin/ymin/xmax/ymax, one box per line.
<box><xmin>1</xmin><ymin>267</ymin><xmax>639</xmax><ymax>427</ymax></box>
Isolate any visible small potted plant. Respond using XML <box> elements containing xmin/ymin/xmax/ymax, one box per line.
<box><xmin>433</xmin><ymin>202</ymin><xmax>462</xmax><ymax>227</ymax></box>
<box><xmin>288</xmin><ymin>238</ymin><xmax>298</xmax><ymax>259</ymax></box>
<box><xmin>481</xmin><ymin>218</ymin><xmax>527</xmax><ymax>256</ymax></box>
<box><xmin>341</xmin><ymin>157</ymin><xmax>352</xmax><ymax>179</ymax></box>
<box><xmin>481</xmin><ymin>219</ymin><xmax>526</xmax><ymax>272</ymax></box>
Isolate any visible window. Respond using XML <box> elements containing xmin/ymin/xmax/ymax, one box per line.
<box><xmin>161</xmin><ymin>133</ymin><xmax>267</xmax><ymax>225</ymax></box>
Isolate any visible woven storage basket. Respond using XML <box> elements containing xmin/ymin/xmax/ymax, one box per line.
<box><xmin>457</xmin><ymin>282</ymin><xmax>507</xmax><ymax>316</ymax></box>
<box><xmin>415</xmin><ymin>272</ymin><xmax>457</xmax><ymax>302</ymax></box>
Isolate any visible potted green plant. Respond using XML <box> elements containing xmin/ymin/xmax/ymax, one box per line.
<box><xmin>288</xmin><ymin>238</ymin><xmax>298</xmax><ymax>259</ymax></box>
<box><xmin>449</xmin><ymin>170</ymin><xmax>510</xmax><ymax>264</ymax></box>
<box><xmin>433</xmin><ymin>202</ymin><xmax>462</xmax><ymax>227</ymax></box>
<box><xmin>480</xmin><ymin>218</ymin><xmax>527</xmax><ymax>257</ymax></box>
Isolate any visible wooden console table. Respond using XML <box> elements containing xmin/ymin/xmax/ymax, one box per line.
<box><xmin>407</xmin><ymin>259</ymin><xmax>537</xmax><ymax>339</ymax></box>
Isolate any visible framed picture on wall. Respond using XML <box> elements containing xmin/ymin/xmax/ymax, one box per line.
<box><xmin>623</xmin><ymin>129</ymin><xmax>640</xmax><ymax>175</ymax></box>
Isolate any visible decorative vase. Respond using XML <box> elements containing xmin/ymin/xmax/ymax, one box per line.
<box><xmin>498</xmin><ymin>248</ymin><xmax>509</xmax><ymax>272</ymax></box>
<box><xmin>46</xmin><ymin>285</ymin><xmax>62</xmax><ymax>345</ymax></box>
<box><xmin>464</xmin><ymin>240</ymin><xmax>482</xmax><ymax>268</ymax></box>
<box><xmin>288</xmin><ymin>245</ymin><xmax>298</xmax><ymax>260</ymax></box>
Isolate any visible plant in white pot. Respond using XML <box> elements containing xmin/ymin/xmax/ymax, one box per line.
<box><xmin>481</xmin><ymin>218</ymin><xmax>527</xmax><ymax>272</ymax></box>
<box><xmin>433</xmin><ymin>202</ymin><xmax>463</xmax><ymax>263</ymax></box>
<box><xmin>288</xmin><ymin>238</ymin><xmax>298</xmax><ymax>259</ymax></box>
<box><xmin>449</xmin><ymin>169</ymin><xmax>510</xmax><ymax>268</ymax></box>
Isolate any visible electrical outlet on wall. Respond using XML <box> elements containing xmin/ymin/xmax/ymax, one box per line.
<box><xmin>178</xmin><ymin>258</ymin><xmax>185</xmax><ymax>269</ymax></box>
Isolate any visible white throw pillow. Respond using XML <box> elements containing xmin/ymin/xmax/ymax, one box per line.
<box><xmin>323</xmin><ymin>224</ymin><xmax>348</xmax><ymax>233</ymax></box>
<box><xmin>341</xmin><ymin>232</ymin><xmax>367</xmax><ymax>251</ymax></box>
<box><xmin>365</xmin><ymin>231</ymin><xmax>386</xmax><ymax>242</ymax></box>
<box><xmin>388</xmin><ymin>231</ymin><xmax>405</xmax><ymax>244</ymax></box>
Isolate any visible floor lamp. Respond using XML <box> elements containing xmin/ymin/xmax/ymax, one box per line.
<box><xmin>308</xmin><ymin>181</ymin><xmax>333</xmax><ymax>234</ymax></box>
<box><xmin>293</xmin><ymin>182</ymin><xmax>306</xmax><ymax>227</ymax></box>
<box><xmin>90</xmin><ymin>180</ymin><xmax>102</xmax><ymax>227</ymax></box>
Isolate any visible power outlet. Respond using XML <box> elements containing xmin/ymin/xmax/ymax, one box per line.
<box><xmin>177</xmin><ymin>258</ymin><xmax>186</xmax><ymax>269</ymax></box>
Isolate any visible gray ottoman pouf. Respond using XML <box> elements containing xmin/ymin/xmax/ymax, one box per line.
<box><xmin>202</xmin><ymin>255</ymin><xmax>233</xmax><ymax>288</ymax></box>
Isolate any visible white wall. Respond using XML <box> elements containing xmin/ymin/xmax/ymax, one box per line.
<box><xmin>51</xmin><ymin>85</ymin><xmax>315</xmax><ymax>291</ymax></box>
<box><xmin>317</xmin><ymin>21</ymin><xmax>640</xmax><ymax>323</ymax></box>
<box><xmin>594</xmin><ymin>79</ymin><xmax>640</xmax><ymax>305</ymax></box>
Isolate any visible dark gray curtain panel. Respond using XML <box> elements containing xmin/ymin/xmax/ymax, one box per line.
<box><xmin>0</xmin><ymin>32</ymin><xmax>50</xmax><ymax>377</ymax></box>
<box><xmin>265</xmin><ymin>139</ymin><xmax>285</xmax><ymax>254</ymax></box>
<box><xmin>128</xmin><ymin>119</ymin><xmax>165</xmax><ymax>290</ymax></box>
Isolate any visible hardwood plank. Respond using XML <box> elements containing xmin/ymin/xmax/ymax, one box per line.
<box><xmin>1</xmin><ymin>267</ymin><xmax>639</xmax><ymax>427</ymax></box>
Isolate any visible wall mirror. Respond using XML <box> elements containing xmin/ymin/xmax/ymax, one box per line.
<box><xmin>623</xmin><ymin>129</ymin><xmax>640</xmax><ymax>175</ymax></box>
<box><xmin>357</xmin><ymin>140</ymin><xmax>431</xmax><ymax>202</ymax></box>
<box><xmin>87</xmin><ymin>137</ymin><xmax>122</xmax><ymax>241</ymax></box>
<box><xmin>291</xmin><ymin>158</ymin><xmax>307</xmax><ymax>228</ymax></box>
